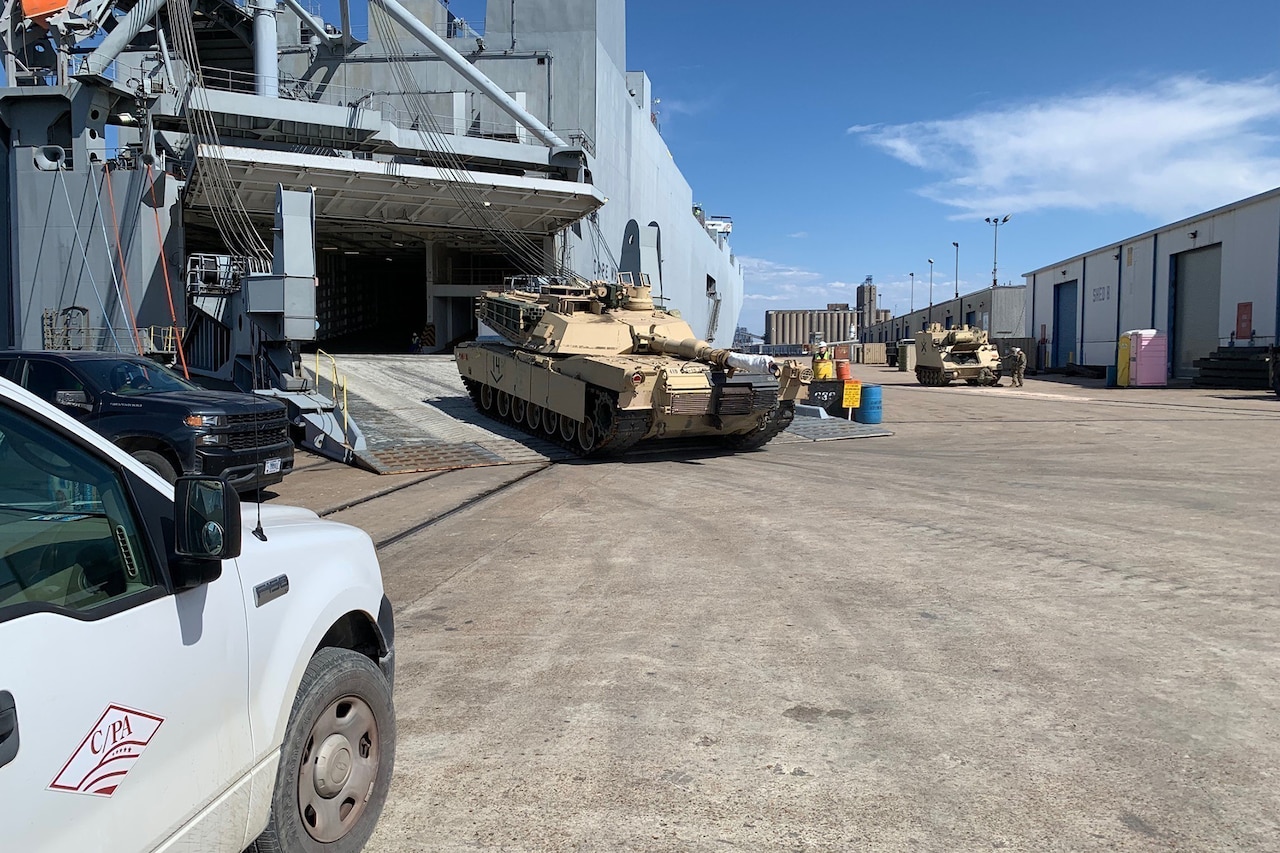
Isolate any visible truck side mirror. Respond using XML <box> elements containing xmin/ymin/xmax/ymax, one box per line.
<box><xmin>172</xmin><ymin>476</ymin><xmax>242</xmax><ymax>589</ymax></box>
<box><xmin>54</xmin><ymin>390</ymin><xmax>90</xmax><ymax>411</ymax></box>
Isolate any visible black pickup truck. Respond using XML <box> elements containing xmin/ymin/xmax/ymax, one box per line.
<box><xmin>0</xmin><ymin>351</ymin><xmax>293</xmax><ymax>493</ymax></box>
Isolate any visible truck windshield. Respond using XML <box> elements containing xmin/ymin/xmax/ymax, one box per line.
<box><xmin>77</xmin><ymin>358</ymin><xmax>199</xmax><ymax>396</ymax></box>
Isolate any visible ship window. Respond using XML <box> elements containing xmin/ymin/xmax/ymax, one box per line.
<box><xmin>706</xmin><ymin>275</ymin><xmax>716</xmax><ymax>297</ymax></box>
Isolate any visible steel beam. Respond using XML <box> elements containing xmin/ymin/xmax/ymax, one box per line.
<box><xmin>368</xmin><ymin>0</ymin><xmax>568</xmax><ymax>150</ymax></box>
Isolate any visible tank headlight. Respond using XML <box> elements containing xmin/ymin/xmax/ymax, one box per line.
<box><xmin>632</xmin><ymin>371</ymin><xmax>645</xmax><ymax>385</ymax></box>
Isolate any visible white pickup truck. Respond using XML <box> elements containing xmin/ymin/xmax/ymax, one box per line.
<box><xmin>0</xmin><ymin>377</ymin><xmax>396</xmax><ymax>852</ymax></box>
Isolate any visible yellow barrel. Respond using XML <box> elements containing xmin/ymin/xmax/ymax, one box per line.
<box><xmin>813</xmin><ymin>359</ymin><xmax>834</xmax><ymax>380</ymax></box>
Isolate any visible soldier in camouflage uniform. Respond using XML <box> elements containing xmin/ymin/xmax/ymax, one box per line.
<box><xmin>1010</xmin><ymin>346</ymin><xmax>1027</xmax><ymax>387</ymax></box>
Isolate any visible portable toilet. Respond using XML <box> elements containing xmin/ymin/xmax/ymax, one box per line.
<box><xmin>897</xmin><ymin>340</ymin><xmax>917</xmax><ymax>372</ymax></box>
<box><xmin>1128</xmin><ymin>330</ymin><xmax>1167</xmax><ymax>387</ymax></box>
<box><xmin>1116</xmin><ymin>333</ymin><xmax>1131</xmax><ymax>386</ymax></box>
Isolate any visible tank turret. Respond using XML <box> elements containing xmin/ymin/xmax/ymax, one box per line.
<box><xmin>457</xmin><ymin>273</ymin><xmax>810</xmax><ymax>455</ymax></box>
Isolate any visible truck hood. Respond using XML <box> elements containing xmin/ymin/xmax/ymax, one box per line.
<box><xmin>234</xmin><ymin>502</ymin><xmax>381</xmax><ymax>593</ymax></box>
<box><xmin>105</xmin><ymin>390</ymin><xmax>283</xmax><ymax>414</ymax></box>
<box><xmin>242</xmin><ymin>503</ymin><xmax>321</xmax><ymax>526</ymax></box>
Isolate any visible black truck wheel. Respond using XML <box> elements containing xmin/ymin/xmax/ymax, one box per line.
<box><xmin>130</xmin><ymin>449</ymin><xmax>177</xmax><ymax>484</ymax></box>
<box><xmin>251</xmin><ymin>647</ymin><xmax>396</xmax><ymax>853</ymax></box>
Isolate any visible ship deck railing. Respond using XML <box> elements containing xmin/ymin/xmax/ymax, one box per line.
<box><xmin>197</xmin><ymin>65</ymin><xmax>592</xmax><ymax>153</ymax></box>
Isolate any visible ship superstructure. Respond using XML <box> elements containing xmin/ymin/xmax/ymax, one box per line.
<box><xmin>0</xmin><ymin>0</ymin><xmax>743</xmax><ymax>373</ymax></box>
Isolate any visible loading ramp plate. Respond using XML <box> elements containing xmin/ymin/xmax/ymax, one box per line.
<box><xmin>782</xmin><ymin>419</ymin><xmax>894</xmax><ymax>442</ymax></box>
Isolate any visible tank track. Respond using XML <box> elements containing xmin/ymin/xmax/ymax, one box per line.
<box><xmin>463</xmin><ymin>378</ymin><xmax>650</xmax><ymax>458</ymax></box>
<box><xmin>915</xmin><ymin>366</ymin><xmax>952</xmax><ymax>386</ymax></box>
<box><xmin>722</xmin><ymin>400</ymin><xmax>795</xmax><ymax>451</ymax></box>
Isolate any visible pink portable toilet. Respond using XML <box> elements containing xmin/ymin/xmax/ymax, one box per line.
<box><xmin>1128</xmin><ymin>330</ymin><xmax>1168</xmax><ymax>387</ymax></box>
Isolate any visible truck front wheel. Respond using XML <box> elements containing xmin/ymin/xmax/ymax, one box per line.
<box><xmin>252</xmin><ymin>647</ymin><xmax>396</xmax><ymax>852</ymax></box>
<box><xmin>130</xmin><ymin>449</ymin><xmax>177</xmax><ymax>483</ymax></box>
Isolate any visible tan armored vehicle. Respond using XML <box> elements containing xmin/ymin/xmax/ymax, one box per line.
<box><xmin>914</xmin><ymin>323</ymin><xmax>1003</xmax><ymax>386</ymax></box>
<box><xmin>455</xmin><ymin>273</ymin><xmax>810</xmax><ymax>456</ymax></box>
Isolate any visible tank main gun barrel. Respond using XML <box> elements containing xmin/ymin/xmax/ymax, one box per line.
<box><xmin>645</xmin><ymin>334</ymin><xmax>775</xmax><ymax>373</ymax></box>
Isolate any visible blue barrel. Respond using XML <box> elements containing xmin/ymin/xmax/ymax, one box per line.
<box><xmin>855</xmin><ymin>384</ymin><xmax>883</xmax><ymax>424</ymax></box>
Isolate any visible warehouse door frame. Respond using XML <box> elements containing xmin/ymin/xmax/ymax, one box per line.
<box><xmin>1052</xmin><ymin>279</ymin><xmax>1079</xmax><ymax>367</ymax></box>
<box><xmin>1169</xmin><ymin>244</ymin><xmax>1223</xmax><ymax>379</ymax></box>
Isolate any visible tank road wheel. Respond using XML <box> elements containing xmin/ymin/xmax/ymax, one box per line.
<box><xmin>525</xmin><ymin>402</ymin><xmax>543</xmax><ymax>430</ymax></box>
<box><xmin>917</xmin><ymin>367</ymin><xmax>949</xmax><ymax>387</ymax></box>
<box><xmin>496</xmin><ymin>391</ymin><xmax>512</xmax><ymax>419</ymax></box>
<box><xmin>542</xmin><ymin>408</ymin><xmax>560</xmax><ymax>436</ymax></box>
<box><xmin>559</xmin><ymin>413</ymin><xmax>578</xmax><ymax>443</ymax></box>
<box><xmin>251</xmin><ymin>648</ymin><xmax>395</xmax><ymax>853</ymax></box>
<box><xmin>479</xmin><ymin>383</ymin><xmax>495</xmax><ymax>412</ymax></box>
<box><xmin>511</xmin><ymin>397</ymin><xmax>527</xmax><ymax>426</ymax></box>
<box><xmin>576</xmin><ymin>417</ymin><xmax>598</xmax><ymax>453</ymax></box>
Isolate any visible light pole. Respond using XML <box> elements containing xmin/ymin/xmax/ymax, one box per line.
<box><xmin>909</xmin><ymin>272</ymin><xmax>915</xmax><ymax>315</ymax></box>
<box><xmin>985</xmin><ymin>215</ymin><xmax>1011</xmax><ymax>288</ymax></box>
<box><xmin>952</xmin><ymin>241</ymin><xmax>959</xmax><ymax>300</ymax></box>
<box><xmin>927</xmin><ymin>259</ymin><xmax>934</xmax><ymax>323</ymax></box>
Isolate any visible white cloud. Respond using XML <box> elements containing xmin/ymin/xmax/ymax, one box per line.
<box><xmin>787</xmin><ymin>231</ymin><xmax>809</xmax><ymax>239</ymax></box>
<box><xmin>736</xmin><ymin>257</ymin><xmax>964</xmax><ymax>328</ymax></box>
<box><xmin>738</xmin><ymin>256</ymin><xmax>822</xmax><ymax>286</ymax></box>
<box><xmin>848</xmin><ymin>76</ymin><xmax>1280</xmax><ymax>220</ymax></box>
<box><xmin>738</xmin><ymin>256</ymin><xmax>855</xmax><ymax>305</ymax></box>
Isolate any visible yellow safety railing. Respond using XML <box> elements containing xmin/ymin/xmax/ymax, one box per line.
<box><xmin>314</xmin><ymin>349</ymin><xmax>350</xmax><ymax>441</ymax></box>
<box><xmin>143</xmin><ymin>325</ymin><xmax>179</xmax><ymax>355</ymax></box>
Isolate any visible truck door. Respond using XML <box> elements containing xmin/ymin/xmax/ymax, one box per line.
<box><xmin>15</xmin><ymin>358</ymin><xmax>92</xmax><ymax>424</ymax></box>
<box><xmin>0</xmin><ymin>396</ymin><xmax>254</xmax><ymax>851</ymax></box>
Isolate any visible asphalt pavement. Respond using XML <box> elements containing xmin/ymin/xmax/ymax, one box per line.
<box><xmin>270</xmin><ymin>368</ymin><xmax>1280</xmax><ymax>852</ymax></box>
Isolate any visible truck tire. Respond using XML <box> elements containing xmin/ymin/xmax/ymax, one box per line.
<box><xmin>130</xmin><ymin>449</ymin><xmax>177</xmax><ymax>484</ymax></box>
<box><xmin>251</xmin><ymin>647</ymin><xmax>396</xmax><ymax>853</ymax></box>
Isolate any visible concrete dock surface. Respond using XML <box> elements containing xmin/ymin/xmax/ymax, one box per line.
<box><xmin>270</xmin><ymin>368</ymin><xmax>1280</xmax><ymax>852</ymax></box>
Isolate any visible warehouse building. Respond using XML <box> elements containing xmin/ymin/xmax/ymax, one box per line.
<box><xmin>861</xmin><ymin>285</ymin><xmax>1028</xmax><ymax>348</ymax></box>
<box><xmin>1024</xmin><ymin>186</ymin><xmax>1280</xmax><ymax>378</ymax></box>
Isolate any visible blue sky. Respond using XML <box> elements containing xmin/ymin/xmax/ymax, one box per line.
<box><xmin>622</xmin><ymin>1</ymin><xmax>1280</xmax><ymax>333</ymax></box>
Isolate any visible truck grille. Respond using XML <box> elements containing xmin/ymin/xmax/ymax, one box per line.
<box><xmin>227</xmin><ymin>410</ymin><xmax>283</xmax><ymax>427</ymax></box>
<box><xmin>228</xmin><ymin>425</ymin><xmax>288</xmax><ymax>450</ymax></box>
<box><xmin>225</xmin><ymin>408</ymin><xmax>289</xmax><ymax>451</ymax></box>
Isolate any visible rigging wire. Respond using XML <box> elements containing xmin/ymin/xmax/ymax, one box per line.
<box><xmin>95</xmin><ymin>163</ymin><xmax>144</xmax><ymax>354</ymax></box>
<box><xmin>162</xmin><ymin>0</ymin><xmax>272</xmax><ymax>264</ymax></box>
<box><xmin>146</xmin><ymin>163</ymin><xmax>191</xmax><ymax>378</ymax></box>
<box><xmin>56</xmin><ymin>168</ymin><xmax>123</xmax><ymax>352</ymax></box>
<box><xmin>368</xmin><ymin>4</ymin><xmax>583</xmax><ymax>281</ymax></box>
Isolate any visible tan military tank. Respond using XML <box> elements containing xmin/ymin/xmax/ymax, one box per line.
<box><xmin>455</xmin><ymin>273</ymin><xmax>810</xmax><ymax>456</ymax></box>
<box><xmin>914</xmin><ymin>322</ymin><xmax>1003</xmax><ymax>386</ymax></box>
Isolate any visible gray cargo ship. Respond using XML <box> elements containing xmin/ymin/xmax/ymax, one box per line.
<box><xmin>0</xmin><ymin>0</ymin><xmax>742</xmax><ymax>387</ymax></box>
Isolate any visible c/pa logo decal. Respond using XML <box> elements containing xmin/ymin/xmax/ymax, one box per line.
<box><xmin>49</xmin><ymin>705</ymin><xmax>164</xmax><ymax>797</ymax></box>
